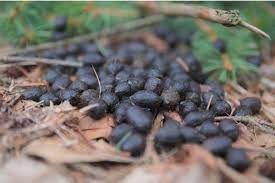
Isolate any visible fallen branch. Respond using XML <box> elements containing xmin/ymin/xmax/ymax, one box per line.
<box><xmin>0</xmin><ymin>56</ymin><xmax>83</xmax><ymax>68</ymax></box>
<box><xmin>215</xmin><ymin>116</ymin><xmax>275</xmax><ymax>135</ymax></box>
<box><xmin>1</xmin><ymin>15</ymin><xmax>164</xmax><ymax>56</ymax></box>
<box><xmin>136</xmin><ymin>2</ymin><xmax>271</xmax><ymax>40</ymax></box>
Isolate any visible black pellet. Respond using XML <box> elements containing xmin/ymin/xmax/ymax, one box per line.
<box><xmin>105</xmin><ymin>60</ymin><xmax>124</xmax><ymax>75</ymax></box>
<box><xmin>69</xmin><ymin>80</ymin><xmax>89</xmax><ymax>92</ymax></box>
<box><xmin>130</xmin><ymin>90</ymin><xmax>162</xmax><ymax>108</ymax></box>
<box><xmin>211</xmin><ymin>100</ymin><xmax>232</xmax><ymax>116</ymax></box>
<box><xmin>52</xmin><ymin>75</ymin><xmax>71</xmax><ymax>91</ymax></box>
<box><xmin>185</xmin><ymin>92</ymin><xmax>201</xmax><ymax>106</ymax></box>
<box><xmin>173</xmin><ymin>81</ymin><xmax>190</xmax><ymax>96</ymax></box>
<box><xmin>121</xmin><ymin>133</ymin><xmax>146</xmax><ymax>157</ymax></box>
<box><xmin>226</xmin><ymin>148</ymin><xmax>250</xmax><ymax>172</ymax></box>
<box><xmin>39</xmin><ymin>92</ymin><xmax>60</xmax><ymax>106</ymax></box>
<box><xmin>22</xmin><ymin>87</ymin><xmax>46</xmax><ymax>102</ymax></box>
<box><xmin>201</xmin><ymin>91</ymin><xmax>221</xmax><ymax>108</ymax></box>
<box><xmin>219</xmin><ymin>119</ymin><xmax>239</xmax><ymax>141</ymax></box>
<box><xmin>79</xmin><ymin>89</ymin><xmax>98</xmax><ymax>107</ymax></box>
<box><xmin>178</xmin><ymin>100</ymin><xmax>198</xmax><ymax>118</ymax></box>
<box><xmin>88</xmin><ymin>99</ymin><xmax>107</xmax><ymax>120</ymax></box>
<box><xmin>79</xmin><ymin>74</ymin><xmax>98</xmax><ymax>89</ymax></box>
<box><xmin>203</xmin><ymin>136</ymin><xmax>232</xmax><ymax>157</ymax></box>
<box><xmin>161</xmin><ymin>88</ymin><xmax>180</xmax><ymax>110</ymax></box>
<box><xmin>180</xmin><ymin>126</ymin><xmax>204</xmax><ymax>143</ymax></box>
<box><xmin>110</xmin><ymin>123</ymin><xmax>133</xmax><ymax>144</ymax></box>
<box><xmin>114</xmin><ymin>102</ymin><xmax>132</xmax><ymax>124</ymax></box>
<box><xmin>126</xmin><ymin>106</ymin><xmax>153</xmax><ymax>134</ymax></box>
<box><xmin>144</xmin><ymin>77</ymin><xmax>163</xmax><ymax>95</ymax></box>
<box><xmin>58</xmin><ymin>89</ymin><xmax>80</xmax><ymax>106</ymax></box>
<box><xmin>43</xmin><ymin>69</ymin><xmax>60</xmax><ymax>84</ymax></box>
<box><xmin>101</xmin><ymin>92</ymin><xmax>119</xmax><ymax>111</ymax></box>
<box><xmin>53</xmin><ymin>16</ymin><xmax>67</xmax><ymax>31</ymax></box>
<box><xmin>82</xmin><ymin>53</ymin><xmax>104</xmax><ymax>67</ymax></box>
<box><xmin>115</xmin><ymin>82</ymin><xmax>131</xmax><ymax>98</ymax></box>
<box><xmin>67</xmin><ymin>44</ymin><xmax>80</xmax><ymax>55</ymax></box>
<box><xmin>233</xmin><ymin>106</ymin><xmax>253</xmax><ymax>117</ymax></box>
<box><xmin>184</xmin><ymin>111</ymin><xmax>214</xmax><ymax>127</ymax></box>
<box><xmin>239</xmin><ymin>97</ymin><xmax>261</xmax><ymax>114</ymax></box>
<box><xmin>199</xmin><ymin>121</ymin><xmax>220</xmax><ymax>137</ymax></box>
<box><xmin>154</xmin><ymin>123</ymin><xmax>181</xmax><ymax>146</ymax></box>
<box><xmin>127</xmin><ymin>77</ymin><xmax>145</xmax><ymax>94</ymax></box>
<box><xmin>213</xmin><ymin>39</ymin><xmax>226</xmax><ymax>53</ymax></box>
<box><xmin>76</xmin><ymin>67</ymin><xmax>93</xmax><ymax>77</ymax></box>
<box><xmin>115</xmin><ymin>70</ymin><xmax>131</xmax><ymax>82</ymax></box>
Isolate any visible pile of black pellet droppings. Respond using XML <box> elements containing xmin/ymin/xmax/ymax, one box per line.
<box><xmin>20</xmin><ymin>26</ymin><xmax>262</xmax><ymax>171</ymax></box>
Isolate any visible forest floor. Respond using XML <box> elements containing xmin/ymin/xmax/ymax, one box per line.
<box><xmin>0</xmin><ymin>27</ymin><xmax>275</xmax><ymax>183</ymax></box>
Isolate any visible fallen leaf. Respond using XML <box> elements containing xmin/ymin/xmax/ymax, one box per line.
<box><xmin>23</xmin><ymin>137</ymin><xmax>135</xmax><ymax>164</ymax></box>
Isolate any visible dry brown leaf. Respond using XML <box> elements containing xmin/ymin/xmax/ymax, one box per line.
<box><xmin>23</xmin><ymin>137</ymin><xmax>135</xmax><ymax>164</ymax></box>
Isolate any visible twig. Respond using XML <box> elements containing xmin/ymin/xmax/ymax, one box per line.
<box><xmin>92</xmin><ymin>66</ymin><xmax>101</xmax><ymax>99</ymax></box>
<box><xmin>215</xmin><ymin>116</ymin><xmax>275</xmax><ymax>135</ymax></box>
<box><xmin>136</xmin><ymin>2</ymin><xmax>271</xmax><ymax>40</ymax></box>
<box><xmin>1</xmin><ymin>15</ymin><xmax>164</xmax><ymax>56</ymax></box>
<box><xmin>0</xmin><ymin>56</ymin><xmax>83</xmax><ymax>68</ymax></box>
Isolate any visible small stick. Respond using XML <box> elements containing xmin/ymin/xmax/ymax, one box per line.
<box><xmin>206</xmin><ymin>95</ymin><xmax>213</xmax><ymax>110</ymax></box>
<box><xmin>0</xmin><ymin>56</ymin><xmax>83</xmax><ymax>67</ymax></box>
<box><xmin>92</xmin><ymin>66</ymin><xmax>101</xmax><ymax>99</ymax></box>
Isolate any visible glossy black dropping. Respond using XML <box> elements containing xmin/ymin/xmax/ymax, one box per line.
<box><xmin>226</xmin><ymin>148</ymin><xmax>250</xmax><ymax>172</ymax></box>
<box><xmin>201</xmin><ymin>91</ymin><xmax>221</xmax><ymax>108</ymax></box>
<box><xmin>39</xmin><ymin>92</ymin><xmax>60</xmax><ymax>106</ymax></box>
<box><xmin>147</xmin><ymin>68</ymin><xmax>163</xmax><ymax>79</ymax></box>
<box><xmin>22</xmin><ymin>87</ymin><xmax>46</xmax><ymax>101</ymax></box>
<box><xmin>105</xmin><ymin>60</ymin><xmax>124</xmax><ymax>75</ymax></box>
<box><xmin>79</xmin><ymin>74</ymin><xmax>98</xmax><ymax>89</ymax></box>
<box><xmin>58</xmin><ymin>89</ymin><xmax>80</xmax><ymax>106</ymax></box>
<box><xmin>184</xmin><ymin>52</ymin><xmax>202</xmax><ymax>73</ymax></box>
<box><xmin>233</xmin><ymin>106</ymin><xmax>253</xmax><ymax>117</ymax></box>
<box><xmin>173</xmin><ymin>81</ymin><xmax>190</xmax><ymax>96</ymax></box>
<box><xmin>126</xmin><ymin>106</ymin><xmax>153</xmax><ymax>134</ymax></box>
<box><xmin>162</xmin><ymin>77</ymin><xmax>174</xmax><ymax>90</ymax></box>
<box><xmin>115</xmin><ymin>82</ymin><xmax>131</xmax><ymax>98</ymax></box>
<box><xmin>188</xmin><ymin>81</ymin><xmax>201</xmax><ymax>93</ymax></box>
<box><xmin>239</xmin><ymin>97</ymin><xmax>261</xmax><ymax>114</ymax></box>
<box><xmin>203</xmin><ymin>136</ymin><xmax>232</xmax><ymax>157</ymax></box>
<box><xmin>161</xmin><ymin>88</ymin><xmax>180</xmax><ymax>110</ymax></box>
<box><xmin>52</xmin><ymin>75</ymin><xmax>71</xmax><ymax>91</ymax></box>
<box><xmin>213</xmin><ymin>39</ymin><xmax>226</xmax><ymax>53</ymax></box>
<box><xmin>114</xmin><ymin>102</ymin><xmax>132</xmax><ymax>124</ymax></box>
<box><xmin>76</xmin><ymin>67</ymin><xmax>93</xmax><ymax>77</ymax></box>
<box><xmin>121</xmin><ymin>133</ymin><xmax>146</xmax><ymax>157</ymax></box>
<box><xmin>43</xmin><ymin>69</ymin><xmax>60</xmax><ymax>84</ymax></box>
<box><xmin>219</xmin><ymin>119</ymin><xmax>239</xmax><ymax>141</ymax></box>
<box><xmin>115</xmin><ymin>70</ymin><xmax>131</xmax><ymax>82</ymax></box>
<box><xmin>208</xmin><ymin>81</ymin><xmax>225</xmax><ymax>99</ymax></box>
<box><xmin>82</xmin><ymin>53</ymin><xmax>104</xmax><ymax>67</ymax></box>
<box><xmin>53</xmin><ymin>16</ymin><xmax>67</xmax><ymax>31</ymax></box>
<box><xmin>88</xmin><ymin>99</ymin><xmax>107</xmax><ymax>120</ymax></box>
<box><xmin>144</xmin><ymin>77</ymin><xmax>163</xmax><ymax>95</ymax></box>
<box><xmin>199</xmin><ymin>121</ymin><xmax>219</xmax><ymax>137</ymax></box>
<box><xmin>185</xmin><ymin>92</ymin><xmax>201</xmax><ymax>106</ymax></box>
<box><xmin>127</xmin><ymin>77</ymin><xmax>145</xmax><ymax>94</ymax></box>
<box><xmin>184</xmin><ymin>111</ymin><xmax>214</xmax><ymax>127</ymax></box>
<box><xmin>211</xmin><ymin>100</ymin><xmax>232</xmax><ymax>116</ymax></box>
<box><xmin>110</xmin><ymin>123</ymin><xmax>132</xmax><ymax>144</ymax></box>
<box><xmin>101</xmin><ymin>92</ymin><xmax>119</xmax><ymax>111</ymax></box>
<box><xmin>69</xmin><ymin>80</ymin><xmax>89</xmax><ymax>92</ymax></box>
<box><xmin>79</xmin><ymin>89</ymin><xmax>98</xmax><ymax>107</ymax></box>
<box><xmin>154</xmin><ymin>124</ymin><xmax>181</xmax><ymax>145</ymax></box>
<box><xmin>130</xmin><ymin>90</ymin><xmax>162</xmax><ymax>109</ymax></box>
<box><xmin>180</xmin><ymin>126</ymin><xmax>204</xmax><ymax>143</ymax></box>
<box><xmin>178</xmin><ymin>100</ymin><xmax>198</xmax><ymax>118</ymax></box>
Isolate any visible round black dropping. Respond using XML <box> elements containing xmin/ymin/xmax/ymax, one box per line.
<box><xmin>213</xmin><ymin>39</ymin><xmax>226</xmax><ymax>53</ymax></box>
<box><xmin>246</xmin><ymin>55</ymin><xmax>262</xmax><ymax>67</ymax></box>
<box><xmin>105</xmin><ymin>60</ymin><xmax>124</xmax><ymax>75</ymax></box>
<box><xmin>115</xmin><ymin>82</ymin><xmax>131</xmax><ymax>98</ymax></box>
<box><xmin>239</xmin><ymin>97</ymin><xmax>261</xmax><ymax>114</ymax></box>
<box><xmin>173</xmin><ymin>73</ymin><xmax>191</xmax><ymax>83</ymax></box>
<box><xmin>110</xmin><ymin>123</ymin><xmax>133</xmax><ymax>144</ymax></box>
<box><xmin>173</xmin><ymin>81</ymin><xmax>190</xmax><ymax>96</ymax></box>
<box><xmin>161</xmin><ymin>88</ymin><xmax>180</xmax><ymax>110</ymax></box>
<box><xmin>162</xmin><ymin>77</ymin><xmax>174</xmax><ymax>90</ymax></box>
<box><xmin>82</xmin><ymin>53</ymin><xmax>104</xmax><ymax>67</ymax></box>
<box><xmin>101</xmin><ymin>92</ymin><xmax>119</xmax><ymax>111</ymax></box>
<box><xmin>114</xmin><ymin>102</ymin><xmax>132</xmax><ymax>124</ymax></box>
<box><xmin>132</xmin><ymin>68</ymin><xmax>147</xmax><ymax>78</ymax></box>
<box><xmin>53</xmin><ymin>16</ymin><xmax>67</xmax><ymax>31</ymax></box>
<box><xmin>101</xmin><ymin>75</ymin><xmax>115</xmax><ymax>86</ymax></box>
<box><xmin>127</xmin><ymin>77</ymin><xmax>145</xmax><ymax>94</ymax></box>
<box><xmin>154</xmin><ymin>123</ymin><xmax>181</xmax><ymax>146</ymax></box>
<box><xmin>147</xmin><ymin>68</ymin><xmax>163</xmax><ymax>78</ymax></box>
<box><xmin>76</xmin><ymin>67</ymin><xmax>93</xmax><ymax>77</ymax></box>
<box><xmin>79</xmin><ymin>89</ymin><xmax>98</xmax><ymax>107</ymax></box>
<box><xmin>188</xmin><ymin>81</ymin><xmax>201</xmax><ymax>93</ymax></box>
<box><xmin>58</xmin><ymin>89</ymin><xmax>80</xmax><ymax>106</ymax></box>
<box><xmin>69</xmin><ymin>80</ymin><xmax>89</xmax><ymax>92</ymax></box>
<box><xmin>126</xmin><ymin>106</ymin><xmax>153</xmax><ymax>134</ymax></box>
<box><xmin>201</xmin><ymin>91</ymin><xmax>221</xmax><ymax>108</ymax></box>
<box><xmin>130</xmin><ymin>90</ymin><xmax>162</xmax><ymax>109</ymax></box>
<box><xmin>144</xmin><ymin>77</ymin><xmax>163</xmax><ymax>95</ymax></box>
<box><xmin>219</xmin><ymin>119</ymin><xmax>239</xmax><ymax>141</ymax></box>
<box><xmin>185</xmin><ymin>92</ymin><xmax>201</xmax><ymax>106</ymax></box>
<box><xmin>52</xmin><ymin>75</ymin><xmax>71</xmax><ymax>91</ymax></box>
<box><xmin>115</xmin><ymin>70</ymin><xmax>131</xmax><ymax>82</ymax></box>
<box><xmin>211</xmin><ymin>100</ymin><xmax>232</xmax><ymax>116</ymax></box>
<box><xmin>178</xmin><ymin>100</ymin><xmax>198</xmax><ymax>118</ymax></box>
<box><xmin>226</xmin><ymin>148</ymin><xmax>250</xmax><ymax>172</ymax></box>
<box><xmin>184</xmin><ymin>52</ymin><xmax>202</xmax><ymax>73</ymax></box>
<box><xmin>184</xmin><ymin>111</ymin><xmax>214</xmax><ymax>127</ymax></box>
<box><xmin>43</xmin><ymin>69</ymin><xmax>60</xmax><ymax>84</ymax></box>
<box><xmin>180</xmin><ymin>126</ymin><xmax>204</xmax><ymax>144</ymax></box>
<box><xmin>121</xmin><ymin>133</ymin><xmax>146</xmax><ymax>157</ymax></box>
<box><xmin>88</xmin><ymin>99</ymin><xmax>107</xmax><ymax>120</ymax></box>
<box><xmin>39</xmin><ymin>92</ymin><xmax>60</xmax><ymax>106</ymax></box>
<box><xmin>79</xmin><ymin>74</ymin><xmax>98</xmax><ymax>89</ymax></box>
<box><xmin>203</xmin><ymin>136</ymin><xmax>232</xmax><ymax>157</ymax></box>
<box><xmin>233</xmin><ymin>106</ymin><xmax>253</xmax><ymax>117</ymax></box>
<box><xmin>22</xmin><ymin>87</ymin><xmax>46</xmax><ymax>102</ymax></box>
<box><xmin>199</xmin><ymin>121</ymin><xmax>220</xmax><ymax>137</ymax></box>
